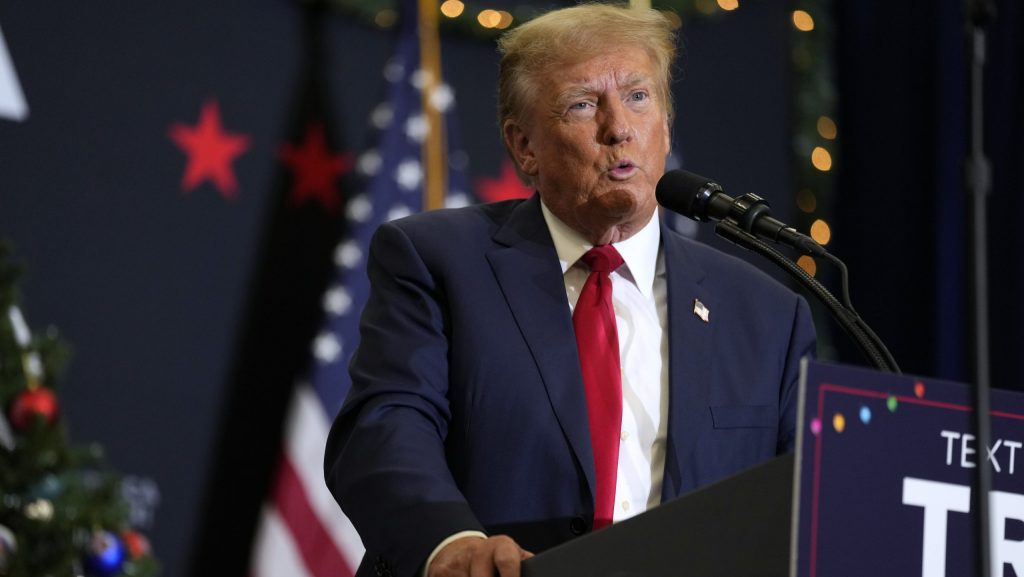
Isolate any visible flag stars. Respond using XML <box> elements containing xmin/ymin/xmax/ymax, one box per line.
<box><xmin>445</xmin><ymin>192</ymin><xmax>471</xmax><ymax>208</ymax></box>
<box><xmin>405</xmin><ymin>114</ymin><xmax>429</xmax><ymax>143</ymax></box>
<box><xmin>386</xmin><ymin>205</ymin><xmax>413</xmax><ymax>222</ymax></box>
<box><xmin>395</xmin><ymin>159</ymin><xmax>423</xmax><ymax>191</ymax></box>
<box><xmin>357</xmin><ymin>150</ymin><xmax>383</xmax><ymax>176</ymax></box>
<box><xmin>410</xmin><ymin>69</ymin><xmax>433</xmax><ymax>91</ymax></box>
<box><xmin>334</xmin><ymin>240</ymin><xmax>363</xmax><ymax>270</ymax></box>
<box><xmin>430</xmin><ymin>84</ymin><xmax>455</xmax><ymax>113</ymax></box>
<box><xmin>371</xmin><ymin>104</ymin><xmax>394</xmax><ymax>130</ymax></box>
<box><xmin>313</xmin><ymin>332</ymin><xmax>343</xmax><ymax>364</ymax></box>
<box><xmin>346</xmin><ymin>194</ymin><xmax>373</xmax><ymax>222</ymax></box>
<box><xmin>383</xmin><ymin>59</ymin><xmax>405</xmax><ymax>83</ymax></box>
<box><xmin>323</xmin><ymin>286</ymin><xmax>354</xmax><ymax>316</ymax></box>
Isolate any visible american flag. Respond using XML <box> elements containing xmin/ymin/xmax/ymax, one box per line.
<box><xmin>248</xmin><ymin>2</ymin><xmax>468</xmax><ymax>575</ymax></box>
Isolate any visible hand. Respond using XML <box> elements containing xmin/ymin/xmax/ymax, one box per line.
<box><xmin>427</xmin><ymin>535</ymin><xmax>534</xmax><ymax>577</ymax></box>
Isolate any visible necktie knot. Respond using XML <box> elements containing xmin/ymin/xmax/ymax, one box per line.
<box><xmin>581</xmin><ymin>245</ymin><xmax>624</xmax><ymax>275</ymax></box>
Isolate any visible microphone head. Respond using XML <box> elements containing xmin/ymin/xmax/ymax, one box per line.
<box><xmin>656</xmin><ymin>169</ymin><xmax>723</xmax><ymax>221</ymax></box>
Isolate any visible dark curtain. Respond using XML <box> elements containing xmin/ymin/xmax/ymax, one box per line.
<box><xmin>832</xmin><ymin>0</ymin><xmax>1022</xmax><ymax>391</ymax></box>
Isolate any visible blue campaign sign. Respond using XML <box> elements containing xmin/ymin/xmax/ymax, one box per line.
<box><xmin>794</xmin><ymin>361</ymin><xmax>1024</xmax><ymax>577</ymax></box>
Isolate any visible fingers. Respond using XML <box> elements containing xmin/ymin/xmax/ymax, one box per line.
<box><xmin>429</xmin><ymin>535</ymin><xmax>531</xmax><ymax>577</ymax></box>
<box><xmin>429</xmin><ymin>536</ymin><xmax>483</xmax><ymax>577</ymax></box>
<box><xmin>471</xmin><ymin>535</ymin><xmax>521</xmax><ymax>577</ymax></box>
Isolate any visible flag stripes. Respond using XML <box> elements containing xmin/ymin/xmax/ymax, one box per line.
<box><xmin>250</xmin><ymin>0</ymin><xmax>467</xmax><ymax>572</ymax></box>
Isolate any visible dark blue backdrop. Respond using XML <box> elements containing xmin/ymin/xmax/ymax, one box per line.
<box><xmin>833</xmin><ymin>0</ymin><xmax>1023</xmax><ymax>388</ymax></box>
<box><xmin>0</xmin><ymin>1</ymin><xmax>1020</xmax><ymax>576</ymax></box>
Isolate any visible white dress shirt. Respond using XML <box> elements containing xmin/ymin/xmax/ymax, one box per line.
<box><xmin>540</xmin><ymin>202</ymin><xmax>669</xmax><ymax>522</ymax></box>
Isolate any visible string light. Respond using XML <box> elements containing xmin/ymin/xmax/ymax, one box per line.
<box><xmin>791</xmin><ymin>0</ymin><xmax>836</xmax><ymax>356</ymax></box>
<box><xmin>440</xmin><ymin>0</ymin><xmax>464</xmax><ymax>18</ymax></box>
<box><xmin>816</xmin><ymin>115</ymin><xmax>837</xmax><ymax>140</ymax></box>
<box><xmin>327</xmin><ymin>0</ymin><xmax>754</xmax><ymax>40</ymax></box>
<box><xmin>792</xmin><ymin>10</ymin><xmax>815</xmax><ymax>32</ymax></box>
<box><xmin>810</xmin><ymin>219</ymin><xmax>832</xmax><ymax>245</ymax></box>
<box><xmin>797</xmin><ymin>256</ymin><xmax>817</xmax><ymax>277</ymax></box>
<box><xmin>811</xmin><ymin>146</ymin><xmax>832</xmax><ymax>171</ymax></box>
<box><xmin>477</xmin><ymin>9</ymin><xmax>501</xmax><ymax>28</ymax></box>
<box><xmin>374</xmin><ymin>8</ymin><xmax>397</xmax><ymax>28</ymax></box>
<box><xmin>495</xmin><ymin>10</ymin><xmax>514</xmax><ymax>29</ymax></box>
<box><xmin>695</xmin><ymin>0</ymin><xmax>718</xmax><ymax>14</ymax></box>
<box><xmin>797</xmin><ymin>189</ymin><xmax>817</xmax><ymax>213</ymax></box>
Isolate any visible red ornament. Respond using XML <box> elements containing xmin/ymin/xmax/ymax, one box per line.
<box><xmin>9</xmin><ymin>387</ymin><xmax>59</xmax><ymax>430</ymax></box>
<box><xmin>120</xmin><ymin>530</ymin><xmax>151</xmax><ymax>559</ymax></box>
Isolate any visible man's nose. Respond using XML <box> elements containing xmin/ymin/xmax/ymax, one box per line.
<box><xmin>599</xmin><ymin>101</ymin><xmax>633</xmax><ymax>145</ymax></box>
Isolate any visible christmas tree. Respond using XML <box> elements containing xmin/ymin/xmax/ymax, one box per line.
<box><xmin>0</xmin><ymin>244</ymin><xmax>159</xmax><ymax>577</ymax></box>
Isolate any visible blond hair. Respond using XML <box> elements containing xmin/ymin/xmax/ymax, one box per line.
<box><xmin>497</xmin><ymin>3</ymin><xmax>677</xmax><ymax>132</ymax></box>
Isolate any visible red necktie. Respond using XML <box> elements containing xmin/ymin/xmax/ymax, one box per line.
<box><xmin>573</xmin><ymin>245</ymin><xmax>624</xmax><ymax>530</ymax></box>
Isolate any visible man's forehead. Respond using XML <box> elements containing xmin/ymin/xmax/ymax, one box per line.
<box><xmin>549</xmin><ymin>48</ymin><xmax>655</xmax><ymax>83</ymax></box>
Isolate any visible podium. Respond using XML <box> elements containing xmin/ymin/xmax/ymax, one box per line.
<box><xmin>522</xmin><ymin>361</ymin><xmax>1024</xmax><ymax>577</ymax></box>
<box><xmin>522</xmin><ymin>453</ymin><xmax>794</xmax><ymax>577</ymax></box>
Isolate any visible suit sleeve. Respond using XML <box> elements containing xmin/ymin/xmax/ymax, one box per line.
<box><xmin>324</xmin><ymin>221</ymin><xmax>484</xmax><ymax>577</ymax></box>
<box><xmin>777</xmin><ymin>293</ymin><xmax>817</xmax><ymax>453</ymax></box>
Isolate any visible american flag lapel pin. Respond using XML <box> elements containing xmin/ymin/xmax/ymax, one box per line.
<box><xmin>693</xmin><ymin>298</ymin><xmax>710</xmax><ymax>323</ymax></box>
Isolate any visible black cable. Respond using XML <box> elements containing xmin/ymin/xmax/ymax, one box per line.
<box><xmin>818</xmin><ymin>252</ymin><xmax>902</xmax><ymax>373</ymax></box>
<box><xmin>715</xmin><ymin>221</ymin><xmax>897</xmax><ymax>373</ymax></box>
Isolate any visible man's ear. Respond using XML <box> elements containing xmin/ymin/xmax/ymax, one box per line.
<box><xmin>503</xmin><ymin>119</ymin><xmax>538</xmax><ymax>176</ymax></box>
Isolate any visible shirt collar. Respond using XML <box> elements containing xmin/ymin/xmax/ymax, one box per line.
<box><xmin>540</xmin><ymin>200</ymin><xmax>662</xmax><ymax>299</ymax></box>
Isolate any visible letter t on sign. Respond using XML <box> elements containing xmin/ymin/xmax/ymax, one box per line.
<box><xmin>902</xmin><ymin>477</ymin><xmax>971</xmax><ymax>577</ymax></box>
<box><xmin>990</xmin><ymin>491</ymin><xmax>1024</xmax><ymax>577</ymax></box>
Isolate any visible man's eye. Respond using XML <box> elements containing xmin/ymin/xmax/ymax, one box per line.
<box><xmin>570</xmin><ymin>102</ymin><xmax>592</xmax><ymax>110</ymax></box>
<box><xmin>629</xmin><ymin>91</ymin><xmax>648</xmax><ymax>102</ymax></box>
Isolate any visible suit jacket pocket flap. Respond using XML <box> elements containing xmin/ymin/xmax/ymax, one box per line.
<box><xmin>709</xmin><ymin>404</ymin><xmax>776</xmax><ymax>429</ymax></box>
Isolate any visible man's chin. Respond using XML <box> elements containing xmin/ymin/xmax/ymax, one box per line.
<box><xmin>590</xmin><ymin>187</ymin><xmax>655</xmax><ymax>219</ymax></box>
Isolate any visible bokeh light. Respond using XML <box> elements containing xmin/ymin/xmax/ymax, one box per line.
<box><xmin>792</xmin><ymin>10</ymin><xmax>815</xmax><ymax>32</ymax></box>
<box><xmin>811</xmin><ymin>146</ymin><xmax>832</xmax><ymax>171</ymax></box>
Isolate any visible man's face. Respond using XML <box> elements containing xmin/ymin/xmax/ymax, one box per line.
<box><xmin>504</xmin><ymin>45</ymin><xmax>671</xmax><ymax>244</ymax></box>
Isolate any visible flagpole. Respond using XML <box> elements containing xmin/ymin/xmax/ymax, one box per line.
<box><xmin>418</xmin><ymin>0</ymin><xmax>446</xmax><ymax>211</ymax></box>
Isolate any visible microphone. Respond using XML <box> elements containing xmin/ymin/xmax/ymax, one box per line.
<box><xmin>656</xmin><ymin>169</ymin><xmax>827</xmax><ymax>256</ymax></box>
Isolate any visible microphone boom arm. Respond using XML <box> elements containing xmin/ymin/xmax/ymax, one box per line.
<box><xmin>715</xmin><ymin>220</ymin><xmax>901</xmax><ymax>374</ymax></box>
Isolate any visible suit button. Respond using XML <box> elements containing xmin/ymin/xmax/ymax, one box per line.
<box><xmin>569</xmin><ymin>516</ymin><xmax>589</xmax><ymax>535</ymax></box>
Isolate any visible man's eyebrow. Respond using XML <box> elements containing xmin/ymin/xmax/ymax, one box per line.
<box><xmin>556</xmin><ymin>85</ymin><xmax>597</xmax><ymax>104</ymax></box>
<box><xmin>556</xmin><ymin>73</ymin><xmax>654</xmax><ymax>101</ymax></box>
<box><xmin>619</xmin><ymin>72</ymin><xmax>653</xmax><ymax>89</ymax></box>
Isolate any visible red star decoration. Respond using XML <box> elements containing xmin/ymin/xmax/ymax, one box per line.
<box><xmin>475</xmin><ymin>160</ymin><xmax>533</xmax><ymax>203</ymax></box>
<box><xmin>168</xmin><ymin>99</ymin><xmax>251</xmax><ymax>199</ymax></box>
<box><xmin>279</xmin><ymin>123</ymin><xmax>353</xmax><ymax>212</ymax></box>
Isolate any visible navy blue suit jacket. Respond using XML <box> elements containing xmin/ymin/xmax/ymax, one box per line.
<box><xmin>324</xmin><ymin>195</ymin><xmax>816</xmax><ymax>577</ymax></box>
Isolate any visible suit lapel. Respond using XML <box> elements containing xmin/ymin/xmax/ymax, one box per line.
<box><xmin>485</xmin><ymin>203</ymin><xmax>715</xmax><ymax>505</ymax></box>
<box><xmin>660</xmin><ymin>222</ymin><xmax>714</xmax><ymax>501</ymax></box>
<box><xmin>486</xmin><ymin>196</ymin><xmax>596</xmax><ymax>499</ymax></box>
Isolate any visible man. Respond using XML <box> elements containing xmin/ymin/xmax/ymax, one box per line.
<box><xmin>324</xmin><ymin>5</ymin><xmax>816</xmax><ymax>577</ymax></box>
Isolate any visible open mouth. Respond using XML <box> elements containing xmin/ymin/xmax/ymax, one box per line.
<box><xmin>608</xmin><ymin>160</ymin><xmax>637</xmax><ymax>179</ymax></box>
